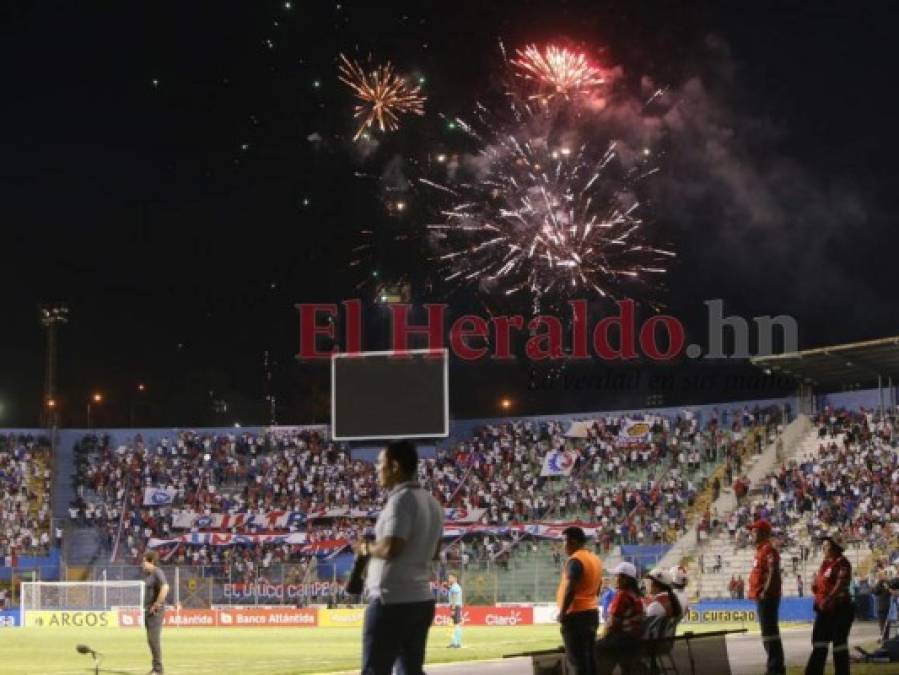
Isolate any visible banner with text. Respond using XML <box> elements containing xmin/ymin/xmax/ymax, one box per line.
<box><xmin>117</xmin><ymin>607</ymin><xmax>317</xmax><ymax>628</ymax></box>
<box><xmin>683</xmin><ymin>598</ymin><xmax>814</xmax><ymax>623</ymax></box>
<box><xmin>150</xmin><ymin>522</ymin><xmax>611</xmax><ymax>550</ymax></box>
<box><xmin>172</xmin><ymin>507</ymin><xmax>487</xmax><ymax>530</ymax></box>
<box><xmin>25</xmin><ymin>611</ymin><xmax>116</xmax><ymax>628</ymax></box>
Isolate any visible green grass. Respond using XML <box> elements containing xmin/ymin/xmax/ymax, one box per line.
<box><xmin>2</xmin><ymin>623</ymin><xmax>879</xmax><ymax>675</ymax></box>
<box><xmin>0</xmin><ymin>625</ymin><xmax>565</xmax><ymax>675</ymax></box>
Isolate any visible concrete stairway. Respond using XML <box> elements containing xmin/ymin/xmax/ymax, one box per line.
<box><xmin>657</xmin><ymin>415</ymin><xmax>813</xmax><ymax>582</ymax></box>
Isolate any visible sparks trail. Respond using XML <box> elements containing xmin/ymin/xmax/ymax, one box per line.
<box><xmin>421</xmin><ymin>102</ymin><xmax>675</xmax><ymax>306</ymax></box>
<box><xmin>338</xmin><ymin>54</ymin><xmax>426</xmax><ymax>141</ymax></box>
<box><xmin>511</xmin><ymin>44</ymin><xmax>604</xmax><ymax>104</ymax></box>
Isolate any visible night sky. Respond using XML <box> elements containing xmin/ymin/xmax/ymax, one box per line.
<box><xmin>2</xmin><ymin>0</ymin><xmax>897</xmax><ymax>428</ymax></box>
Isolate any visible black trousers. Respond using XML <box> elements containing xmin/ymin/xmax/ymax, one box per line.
<box><xmin>757</xmin><ymin>598</ymin><xmax>786</xmax><ymax>675</ymax></box>
<box><xmin>596</xmin><ymin>632</ymin><xmax>643</xmax><ymax>675</ymax></box>
<box><xmin>804</xmin><ymin>603</ymin><xmax>854</xmax><ymax>675</ymax></box>
<box><xmin>561</xmin><ymin>610</ymin><xmax>599</xmax><ymax>675</ymax></box>
<box><xmin>877</xmin><ymin>610</ymin><xmax>889</xmax><ymax>639</ymax></box>
<box><xmin>145</xmin><ymin>611</ymin><xmax>163</xmax><ymax>674</ymax></box>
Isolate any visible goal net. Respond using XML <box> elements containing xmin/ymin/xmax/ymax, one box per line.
<box><xmin>20</xmin><ymin>581</ymin><xmax>144</xmax><ymax>625</ymax></box>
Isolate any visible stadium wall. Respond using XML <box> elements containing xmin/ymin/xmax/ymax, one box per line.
<box><xmin>816</xmin><ymin>387</ymin><xmax>898</xmax><ymax>412</ymax></box>
<box><xmin>9</xmin><ymin>599</ymin><xmax>834</xmax><ymax>631</ymax></box>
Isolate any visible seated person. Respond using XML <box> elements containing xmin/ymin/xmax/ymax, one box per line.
<box><xmin>596</xmin><ymin>562</ymin><xmax>645</xmax><ymax>675</ymax></box>
<box><xmin>643</xmin><ymin>568</ymin><xmax>682</xmax><ymax>620</ymax></box>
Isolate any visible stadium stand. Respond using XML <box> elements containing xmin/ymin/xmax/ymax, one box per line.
<box><xmin>60</xmin><ymin>406</ymin><xmax>781</xmax><ymax>598</ymax></box>
<box><xmin>680</xmin><ymin>407</ymin><xmax>899</xmax><ymax>599</ymax></box>
<box><xmin>0</xmin><ymin>433</ymin><xmax>53</xmax><ymax>562</ymax></box>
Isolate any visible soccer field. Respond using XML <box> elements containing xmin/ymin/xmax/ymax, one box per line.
<box><xmin>0</xmin><ymin>625</ymin><xmax>564</xmax><ymax>675</ymax></box>
<box><xmin>0</xmin><ymin>622</ymin><xmax>885</xmax><ymax>675</ymax></box>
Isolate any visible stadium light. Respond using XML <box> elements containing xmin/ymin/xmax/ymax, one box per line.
<box><xmin>87</xmin><ymin>393</ymin><xmax>104</xmax><ymax>428</ymax></box>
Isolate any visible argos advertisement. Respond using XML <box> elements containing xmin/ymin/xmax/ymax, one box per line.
<box><xmin>25</xmin><ymin>611</ymin><xmax>116</xmax><ymax>628</ymax></box>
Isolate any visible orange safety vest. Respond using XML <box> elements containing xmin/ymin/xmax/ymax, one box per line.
<box><xmin>556</xmin><ymin>549</ymin><xmax>602</xmax><ymax>615</ymax></box>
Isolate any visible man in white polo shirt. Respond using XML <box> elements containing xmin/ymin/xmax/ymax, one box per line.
<box><xmin>357</xmin><ymin>440</ymin><xmax>443</xmax><ymax>675</ymax></box>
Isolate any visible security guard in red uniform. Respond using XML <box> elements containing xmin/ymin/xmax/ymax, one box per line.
<box><xmin>747</xmin><ymin>519</ymin><xmax>785</xmax><ymax>675</ymax></box>
<box><xmin>805</xmin><ymin>532</ymin><xmax>854</xmax><ymax>675</ymax></box>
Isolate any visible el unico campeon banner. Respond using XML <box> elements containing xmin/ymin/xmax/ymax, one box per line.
<box><xmin>170</xmin><ymin>507</ymin><xmax>487</xmax><ymax>530</ymax></box>
<box><xmin>148</xmin><ymin>522</ymin><xmax>611</xmax><ymax>549</ymax></box>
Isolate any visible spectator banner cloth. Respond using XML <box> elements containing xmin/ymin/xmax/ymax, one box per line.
<box><xmin>171</xmin><ymin>507</ymin><xmax>487</xmax><ymax>529</ymax></box>
<box><xmin>143</xmin><ymin>487</ymin><xmax>178</xmax><ymax>506</ymax></box>
<box><xmin>540</xmin><ymin>449</ymin><xmax>576</xmax><ymax>476</ymax></box>
<box><xmin>150</xmin><ymin>521</ymin><xmax>614</xmax><ymax>549</ymax></box>
<box><xmin>617</xmin><ymin>418</ymin><xmax>653</xmax><ymax>445</ymax></box>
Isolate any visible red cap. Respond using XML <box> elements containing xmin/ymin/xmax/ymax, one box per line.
<box><xmin>748</xmin><ymin>519</ymin><xmax>772</xmax><ymax>534</ymax></box>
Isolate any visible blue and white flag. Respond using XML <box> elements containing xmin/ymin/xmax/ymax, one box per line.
<box><xmin>143</xmin><ymin>487</ymin><xmax>177</xmax><ymax>506</ymax></box>
<box><xmin>540</xmin><ymin>449</ymin><xmax>576</xmax><ymax>477</ymax></box>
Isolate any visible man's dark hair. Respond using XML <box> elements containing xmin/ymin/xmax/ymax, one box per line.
<box><xmin>144</xmin><ymin>550</ymin><xmax>160</xmax><ymax>565</ymax></box>
<box><xmin>385</xmin><ymin>440</ymin><xmax>419</xmax><ymax>477</ymax></box>
<box><xmin>562</xmin><ymin>526</ymin><xmax>587</xmax><ymax>544</ymax></box>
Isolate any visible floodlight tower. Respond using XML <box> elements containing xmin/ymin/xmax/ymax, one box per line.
<box><xmin>40</xmin><ymin>303</ymin><xmax>69</xmax><ymax>427</ymax></box>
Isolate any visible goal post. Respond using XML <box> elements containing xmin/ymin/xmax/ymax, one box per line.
<box><xmin>20</xmin><ymin>581</ymin><xmax>144</xmax><ymax>627</ymax></box>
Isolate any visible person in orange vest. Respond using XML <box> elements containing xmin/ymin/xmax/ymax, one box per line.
<box><xmin>556</xmin><ymin>526</ymin><xmax>603</xmax><ymax>675</ymax></box>
<box><xmin>596</xmin><ymin>561</ymin><xmax>645</xmax><ymax>675</ymax></box>
<box><xmin>747</xmin><ymin>519</ymin><xmax>785</xmax><ymax>675</ymax></box>
<box><xmin>805</xmin><ymin>532</ymin><xmax>854</xmax><ymax>675</ymax></box>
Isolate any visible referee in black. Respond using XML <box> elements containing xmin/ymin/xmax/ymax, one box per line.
<box><xmin>142</xmin><ymin>550</ymin><xmax>170</xmax><ymax>675</ymax></box>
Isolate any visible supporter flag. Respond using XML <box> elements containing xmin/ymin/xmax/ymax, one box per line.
<box><xmin>443</xmin><ymin>507</ymin><xmax>487</xmax><ymax>523</ymax></box>
<box><xmin>618</xmin><ymin>418</ymin><xmax>652</xmax><ymax>444</ymax></box>
<box><xmin>540</xmin><ymin>449</ymin><xmax>576</xmax><ymax>477</ymax></box>
<box><xmin>564</xmin><ymin>421</ymin><xmax>592</xmax><ymax>438</ymax></box>
<box><xmin>143</xmin><ymin>487</ymin><xmax>177</xmax><ymax>506</ymax></box>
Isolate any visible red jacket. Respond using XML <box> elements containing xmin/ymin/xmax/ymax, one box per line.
<box><xmin>748</xmin><ymin>541</ymin><xmax>782</xmax><ymax>599</ymax></box>
<box><xmin>812</xmin><ymin>555</ymin><xmax>852</xmax><ymax>612</ymax></box>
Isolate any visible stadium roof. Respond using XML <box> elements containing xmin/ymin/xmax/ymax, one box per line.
<box><xmin>751</xmin><ymin>336</ymin><xmax>899</xmax><ymax>387</ymax></box>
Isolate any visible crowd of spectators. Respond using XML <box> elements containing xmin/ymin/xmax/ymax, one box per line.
<box><xmin>67</xmin><ymin>405</ymin><xmax>780</xmax><ymax>571</ymax></box>
<box><xmin>0</xmin><ymin>434</ymin><xmax>53</xmax><ymax>565</ymax></box>
<box><xmin>697</xmin><ymin>407</ymin><xmax>899</xmax><ymax>570</ymax></box>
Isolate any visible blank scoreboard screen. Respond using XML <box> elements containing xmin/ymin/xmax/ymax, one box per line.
<box><xmin>331</xmin><ymin>349</ymin><xmax>449</xmax><ymax>440</ymax></box>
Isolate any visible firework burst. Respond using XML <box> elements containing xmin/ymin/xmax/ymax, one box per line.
<box><xmin>338</xmin><ymin>54</ymin><xmax>426</xmax><ymax>141</ymax></box>
<box><xmin>421</xmin><ymin>104</ymin><xmax>674</xmax><ymax>305</ymax></box>
<box><xmin>511</xmin><ymin>44</ymin><xmax>604</xmax><ymax>104</ymax></box>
